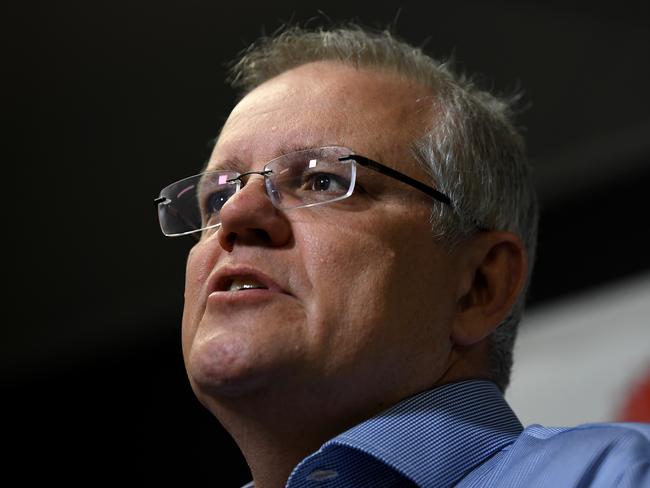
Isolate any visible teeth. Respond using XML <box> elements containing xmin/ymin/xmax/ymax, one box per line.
<box><xmin>228</xmin><ymin>277</ymin><xmax>267</xmax><ymax>291</ymax></box>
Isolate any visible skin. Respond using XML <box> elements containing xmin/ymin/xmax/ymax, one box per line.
<box><xmin>181</xmin><ymin>61</ymin><xmax>527</xmax><ymax>488</ymax></box>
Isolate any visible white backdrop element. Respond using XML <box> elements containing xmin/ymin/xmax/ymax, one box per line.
<box><xmin>506</xmin><ymin>272</ymin><xmax>650</xmax><ymax>427</ymax></box>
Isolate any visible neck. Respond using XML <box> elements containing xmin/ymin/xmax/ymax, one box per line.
<box><xmin>200</xmin><ymin>345</ymin><xmax>490</xmax><ymax>488</ymax></box>
<box><xmin>207</xmin><ymin>388</ymin><xmax>376</xmax><ymax>488</ymax></box>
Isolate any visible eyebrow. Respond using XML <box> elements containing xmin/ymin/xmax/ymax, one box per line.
<box><xmin>276</xmin><ymin>141</ymin><xmax>331</xmax><ymax>156</ymax></box>
<box><xmin>288</xmin><ymin>139</ymin><xmax>354</xmax><ymax>153</ymax></box>
<box><xmin>202</xmin><ymin>155</ymin><xmax>248</xmax><ymax>174</ymax></box>
<box><xmin>203</xmin><ymin>141</ymin><xmax>348</xmax><ymax>173</ymax></box>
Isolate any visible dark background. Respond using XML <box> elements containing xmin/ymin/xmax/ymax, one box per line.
<box><xmin>5</xmin><ymin>1</ymin><xmax>650</xmax><ymax>484</ymax></box>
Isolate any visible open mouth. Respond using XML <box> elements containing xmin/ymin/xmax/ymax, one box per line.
<box><xmin>226</xmin><ymin>276</ymin><xmax>269</xmax><ymax>292</ymax></box>
<box><xmin>208</xmin><ymin>266</ymin><xmax>285</xmax><ymax>299</ymax></box>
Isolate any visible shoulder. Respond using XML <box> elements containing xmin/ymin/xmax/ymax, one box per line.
<box><xmin>519</xmin><ymin>422</ymin><xmax>650</xmax><ymax>463</ymax></box>
<box><xmin>461</xmin><ymin>422</ymin><xmax>650</xmax><ymax>487</ymax></box>
<box><xmin>519</xmin><ymin>421</ymin><xmax>650</xmax><ymax>446</ymax></box>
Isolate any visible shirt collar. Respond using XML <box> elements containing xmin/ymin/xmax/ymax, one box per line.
<box><xmin>292</xmin><ymin>379</ymin><xmax>523</xmax><ymax>487</ymax></box>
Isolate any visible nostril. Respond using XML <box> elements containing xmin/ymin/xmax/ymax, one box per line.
<box><xmin>219</xmin><ymin>228</ymin><xmax>271</xmax><ymax>251</ymax></box>
<box><xmin>252</xmin><ymin>228</ymin><xmax>272</xmax><ymax>244</ymax></box>
<box><xmin>222</xmin><ymin>231</ymin><xmax>237</xmax><ymax>250</ymax></box>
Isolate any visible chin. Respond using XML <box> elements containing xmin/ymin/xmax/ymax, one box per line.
<box><xmin>186</xmin><ymin>333</ymin><xmax>265</xmax><ymax>399</ymax></box>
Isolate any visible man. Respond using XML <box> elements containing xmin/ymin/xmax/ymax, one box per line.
<box><xmin>155</xmin><ymin>25</ymin><xmax>650</xmax><ymax>487</ymax></box>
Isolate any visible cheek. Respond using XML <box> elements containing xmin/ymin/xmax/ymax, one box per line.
<box><xmin>300</xmin><ymin>219</ymin><xmax>395</xmax><ymax>297</ymax></box>
<box><xmin>294</xmin><ymin>209</ymin><xmax>455</xmax><ymax>368</ymax></box>
<box><xmin>294</xmin><ymin>219</ymin><xmax>399</xmax><ymax>355</ymax></box>
<box><xmin>181</xmin><ymin>242</ymin><xmax>218</xmax><ymax>355</ymax></box>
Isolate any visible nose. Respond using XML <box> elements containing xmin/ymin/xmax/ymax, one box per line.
<box><xmin>216</xmin><ymin>175</ymin><xmax>292</xmax><ymax>252</ymax></box>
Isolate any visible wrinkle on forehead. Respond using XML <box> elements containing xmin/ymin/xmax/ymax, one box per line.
<box><xmin>212</xmin><ymin>61</ymin><xmax>437</xmax><ymax>177</ymax></box>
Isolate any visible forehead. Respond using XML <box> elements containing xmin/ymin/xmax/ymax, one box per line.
<box><xmin>211</xmin><ymin>61</ymin><xmax>435</xmax><ymax>176</ymax></box>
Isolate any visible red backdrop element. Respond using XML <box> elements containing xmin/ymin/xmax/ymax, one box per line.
<box><xmin>617</xmin><ymin>365</ymin><xmax>650</xmax><ymax>423</ymax></box>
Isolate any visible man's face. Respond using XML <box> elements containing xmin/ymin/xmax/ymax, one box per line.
<box><xmin>182</xmin><ymin>62</ymin><xmax>464</xmax><ymax>416</ymax></box>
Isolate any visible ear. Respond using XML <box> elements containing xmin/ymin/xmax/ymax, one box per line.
<box><xmin>451</xmin><ymin>231</ymin><xmax>528</xmax><ymax>347</ymax></box>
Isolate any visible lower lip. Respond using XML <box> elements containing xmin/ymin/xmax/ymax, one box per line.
<box><xmin>207</xmin><ymin>288</ymin><xmax>286</xmax><ymax>306</ymax></box>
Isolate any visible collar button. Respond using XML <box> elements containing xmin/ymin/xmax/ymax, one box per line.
<box><xmin>307</xmin><ymin>469</ymin><xmax>339</xmax><ymax>482</ymax></box>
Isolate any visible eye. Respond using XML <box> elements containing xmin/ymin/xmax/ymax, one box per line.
<box><xmin>207</xmin><ymin>191</ymin><xmax>229</xmax><ymax>212</ymax></box>
<box><xmin>201</xmin><ymin>186</ymin><xmax>236</xmax><ymax>219</ymax></box>
<box><xmin>303</xmin><ymin>172</ymin><xmax>349</xmax><ymax>194</ymax></box>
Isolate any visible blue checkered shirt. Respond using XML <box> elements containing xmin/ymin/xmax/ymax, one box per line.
<box><xmin>242</xmin><ymin>380</ymin><xmax>650</xmax><ymax>487</ymax></box>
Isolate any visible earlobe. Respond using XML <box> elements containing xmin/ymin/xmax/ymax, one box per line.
<box><xmin>451</xmin><ymin>232</ymin><xmax>528</xmax><ymax>346</ymax></box>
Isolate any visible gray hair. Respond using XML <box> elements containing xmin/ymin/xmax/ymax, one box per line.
<box><xmin>227</xmin><ymin>25</ymin><xmax>539</xmax><ymax>392</ymax></box>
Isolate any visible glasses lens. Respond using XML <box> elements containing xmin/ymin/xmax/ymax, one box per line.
<box><xmin>157</xmin><ymin>171</ymin><xmax>239</xmax><ymax>236</ymax></box>
<box><xmin>265</xmin><ymin>146</ymin><xmax>356</xmax><ymax>210</ymax></box>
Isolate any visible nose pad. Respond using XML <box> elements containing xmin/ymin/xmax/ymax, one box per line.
<box><xmin>221</xmin><ymin>175</ymin><xmax>269</xmax><ymax>212</ymax></box>
<box><xmin>265</xmin><ymin>178</ymin><xmax>283</xmax><ymax>206</ymax></box>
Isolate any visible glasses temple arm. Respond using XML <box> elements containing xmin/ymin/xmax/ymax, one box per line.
<box><xmin>340</xmin><ymin>155</ymin><xmax>453</xmax><ymax>207</ymax></box>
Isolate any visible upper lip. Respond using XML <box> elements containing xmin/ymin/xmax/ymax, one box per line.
<box><xmin>207</xmin><ymin>265</ymin><xmax>288</xmax><ymax>295</ymax></box>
